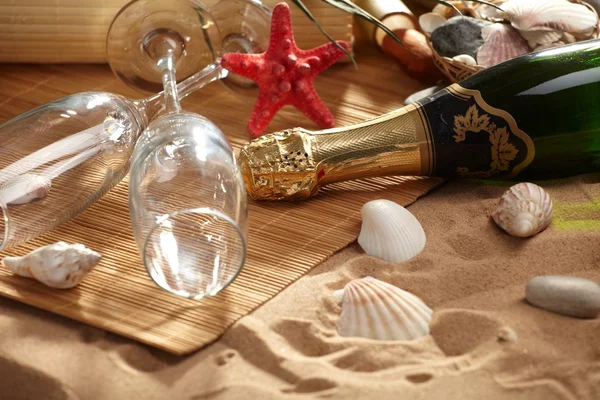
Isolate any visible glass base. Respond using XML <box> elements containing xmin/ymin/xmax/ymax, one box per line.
<box><xmin>106</xmin><ymin>0</ymin><xmax>221</xmax><ymax>93</ymax></box>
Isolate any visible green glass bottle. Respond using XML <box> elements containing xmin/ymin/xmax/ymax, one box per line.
<box><xmin>239</xmin><ymin>39</ymin><xmax>600</xmax><ymax>201</ymax></box>
<box><xmin>434</xmin><ymin>38</ymin><xmax>600</xmax><ymax>180</ymax></box>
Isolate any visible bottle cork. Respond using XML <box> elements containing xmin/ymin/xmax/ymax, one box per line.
<box><xmin>354</xmin><ymin>0</ymin><xmax>445</xmax><ymax>84</ymax></box>
<box><xmin>353</xmin><ymin>0</ymin><xmax>418</xmax><ymax>46</ymax></box>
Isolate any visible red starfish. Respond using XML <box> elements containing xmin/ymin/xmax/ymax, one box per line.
<box><xmin>221</xmin><ymin>2</ymin><xmax>350</xmax><ymax>138</ymax></box>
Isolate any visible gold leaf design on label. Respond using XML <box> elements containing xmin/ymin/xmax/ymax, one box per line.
<box><xmin>490</xmin><ymin>126</ymin><xmax>518</xmax><ymax>172</ymax></box>
<box><xmin>453</xmin><ymin>103</ymin><xmax>520</xmax><ymax>178</ymax></box>
<box><xmin>453</xmin><ymin>104</ymin><xmax>490</xmax><ymax>143</ymax></box>
<box><xmin>447</xmin><ymin>84</ymin><xmax>535</xmax><ymax>179</ymax></box>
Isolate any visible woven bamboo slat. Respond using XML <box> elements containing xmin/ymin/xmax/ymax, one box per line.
<box><xmin>0</xmin><ymin>0</ymin><xmax>353</xmax><ymax>63</ymax></box>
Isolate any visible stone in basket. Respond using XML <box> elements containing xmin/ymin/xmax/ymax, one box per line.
<box><xmin>417</xmin><ymin>0</ymin><xmax>600</xmax><ymax>83</ymax></box>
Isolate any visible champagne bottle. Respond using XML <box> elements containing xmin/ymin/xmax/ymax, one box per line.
<box><xmin>238</xmin><ymin>39</ymin><xmax>600</xmax><ymax>201</ymax></box>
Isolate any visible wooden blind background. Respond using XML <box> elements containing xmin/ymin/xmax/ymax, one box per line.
<box><xmin>0</xmin><ymin>0</ymin><xmax>353</xmax><ymax>63</ymax></box>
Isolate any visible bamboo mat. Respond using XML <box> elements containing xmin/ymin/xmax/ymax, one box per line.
<box><xmin>0</xmin><ymin>44</ymin><xmax>443</xmax><ymax>355</ymax></box>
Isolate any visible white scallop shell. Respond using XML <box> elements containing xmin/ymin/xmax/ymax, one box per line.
<box><xmin>357</xmin><ymin>199</ymin><xmax>426</xmax><ymax>263</ymax></box>
<box><xmin>337</xmin><ymin>276</ymin><xmax>433</xmax><ymax>341</ymax></box>
<box><xmin>418</xmin><ymin>12</ymin><xmax>447</xmax><ymax>35</ymax></box>
<box><xmin>474</xmin><ymin>2</ymin><xmax>507</xmax><ymax>21</ymax></box>
<box><xmin>492</xmin><ymin>182</ymin><xmax>553</xmax><ymax>238</ymax></box>
<box><xmin>518</xmin><ymin>29</ymin><xmax>563</xmax><ymax>49</ymax></box>
<box><xmin>2</xmin><ymin>242</ymin><xmax>101</xmax><ymax>289</ymax></box>
<box><xmin>477</xmin><ymin>23</ymin><xmax>531</xmax><ymax>67</ymax></box>
<box><xmin>452</xmin><ymin>54</ymin><xmax>477</xmax><ymax>66</ymax></box>
<box><xmin>562</xmin><ymin>32</ymin><xmax>577</xmax><ymax>43</ymax></box>
<box><xmin>500</xmin><ymin>0</ymin><xmax>598</xmax><ymax>36</ymax></box>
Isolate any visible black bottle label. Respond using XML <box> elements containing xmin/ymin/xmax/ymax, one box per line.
<box><xmin>417</xmin><ymin>84</ymin><xmax>536</xmax><ymax>179</ymax></box>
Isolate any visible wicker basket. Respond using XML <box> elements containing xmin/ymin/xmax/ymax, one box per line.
<box><xmin>423</xmin><ymin>0</ymin><xmax>600</xmax><ymax>83</ymax></box>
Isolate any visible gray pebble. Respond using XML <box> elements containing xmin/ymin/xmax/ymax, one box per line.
<box><xmin>430</xmin><ymin>16</ymin><xmax>491</xmax><ymax>59</ymax></box>
<box><xmin>404</xmin><ymin>85</ymin><xmax>446</xmax><ymax>106</ymax></box>
<box><xmin>526</xmin><ymin>275</ymin><xmax>600</xmax><ymax>319</ymax></box>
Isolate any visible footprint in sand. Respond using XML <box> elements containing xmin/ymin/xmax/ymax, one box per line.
<box><xmin>214</xmin><ymin>350</ymin><xmax>237</xmax><ymax>366</ymax></box>
<box><xmin>0</xmin><ymin>357</ymin><xmax>79</xmax><ymax>400</ymax></box>
<box><xmin>430</xmin><ymin>309</ymin><xmax>504</xmax><ymax>356</ymax></box>
<box><xmin>273</xmin><ymin>319</ymin><xmax>344</xmax><ymax>358</ymax></box>
<box><xmin>330</xmin><ymin>345</ymin><xmax>414</xmax><ymax>372</ymax></box>
<box><xmin>78</xmin><ymin>326</ymin><xmax>107</xmax><ymax>344</ymax></box>
<box><xmin>329</xmin><ymin>257</ymin><xmax>380</xmax><ymax>280</ymax></box>
<box><xmin>405</xmin><ymin>372</ymin><xmax>434</xmax><ymax>384</ymax></box>
<box><xmin>281</xmin><ymin>377</ymin><xmax>338</xmax><ymax>395</ymax></box>
<box><xmin>319</xmin><ymin>293</ymin><xmax>343</xmax><ymax>333</ymax></box>
<box><xmin>107</xmin><ymin>343</ymin><xmax>180</xmax><ymax>374</ymax></box>
<box><xmin>446</xmin><ymin>233</ymin><xmax>495</xmax><ymax>261</ymax></box>
<box><xmin>224</xmin><ymin>318</ymin><xmax>301</xmax><ymax>384</ymax></box>
<box><xmin>191</xmin><ymin>384</ymin><xmax>284</xmax><ymax>400</ymax></box>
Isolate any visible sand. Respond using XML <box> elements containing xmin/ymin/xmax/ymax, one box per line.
<box><xmin>1</xmin><ymin>175</ymin><xmax>599</xmax><ymax>399</ymax></box>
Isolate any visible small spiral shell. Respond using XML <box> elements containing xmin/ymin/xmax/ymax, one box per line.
<box><xmin>492</xmin><ymin>182</ymin><xmax>553</xmax><ymax>238</ymax></box>
<box><xmin>2</xmin><ymin>242</ymin><xmax>101</xmax><ymax>289</ymax></box>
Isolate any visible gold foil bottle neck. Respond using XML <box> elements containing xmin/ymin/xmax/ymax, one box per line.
<box><xmin>239</xmin><ymin>104</ymin><xmax>430</xmax><ymax>201</ymax></box>
<box><xmin>238</xmin><ymin>128</ymin><xmax>321</xmax><ymax>201</ymax></box>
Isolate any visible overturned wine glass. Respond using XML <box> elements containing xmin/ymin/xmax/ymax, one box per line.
<box><xmin>107</xmin><ymin>0</ymin><xmax>271</xmax><ymax>96</ymax></box>
<box><xmin>0</xmin><ymin>0</ymin><xmax>270</xmax><ymax>258</ymax></box>
<box><xmin>117</xmin><ymin>0</ymin><xmax>268</xmax><ymax>298</ymax></box>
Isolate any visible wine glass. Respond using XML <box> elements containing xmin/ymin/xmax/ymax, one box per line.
<box><xmin>0</xmin><ymin>0</ymin><xmax>270</xmax><ymax>252</ymax></box>
<box><xmin>107</xmin><ymin>0</ymin><xmax>271</xmax><ymax>96</ymax></box>
<box><xmin>128</xmin><ymin>110</ymin><xmax>248</xmax><ymax>299</ymax></box>
<box><xmin>115</xmin><ymin>1</ymin><xmax>253</xmax><ymax>299</ymax></box>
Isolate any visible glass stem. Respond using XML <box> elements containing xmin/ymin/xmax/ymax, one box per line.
<box><xmin>157</xmin><ymin>52</ymin><xmax>182</xmax><ymax>115</ymax></box>
<box><xmin>139</xmin><ymin>59</ymin><xmax>228</xmax><ymax>120</ymax></box>
<box><xmin>176</xmin><ymin>60</ymin><xmax>228</xmax><ymax>101</ymax></box>
<box><xmin>0</xmin><ymin>59</ymin><xmax>230</xmax><ymax>190</ymax></box>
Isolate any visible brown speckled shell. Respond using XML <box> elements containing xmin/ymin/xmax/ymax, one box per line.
<box><xmin>492</xmin><ymin>182</ymin><xmax>553</xmax><ymax>238</ymax></box>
